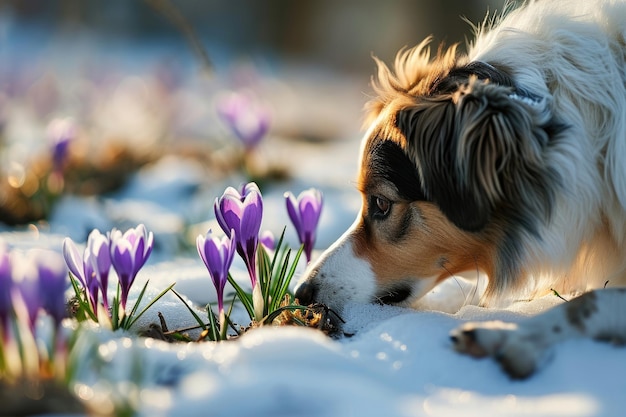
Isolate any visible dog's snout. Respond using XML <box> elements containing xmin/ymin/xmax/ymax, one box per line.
<box><xmin>295</xmin><ymin>281</ymin><xmax>318</xmax><ymax>306</ymax></box>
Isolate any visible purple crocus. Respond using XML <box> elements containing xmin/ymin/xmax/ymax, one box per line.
<box><xmin>285</xmin><ymin>188</ymin><xmax>324</xmax><ymax>263</ymax></box>
<box><xmin>11</xmin><ymin>251</ymin><xmax>41</xmax><ymax>333</ymax></box>
<box><xmin>109</xmin><ymin>224</ymin><xmax>153</xmax><ymax>311</ymax></box>
<box><xmin>215</xmin><ymin>183</ymin><xmax>263</xmax><ymax>288</ymax></box>
<box><xmin>197</xmin><ymin>229</ymin><xmax>236</xmax><ymax>328</ymax></box>
<box><xmin>87</xmin><ymin>230</ymin><xmax>112</xmax><ymax>311</ymax></box>
<box><xmin>32</xmin><ymin>249</ymin><xmax>68</xmax><ymax>327</ymax></box>
<box><xmin>63</xmin><ymin>229</ymin><xmax>111</xmax><ymax>314</ymax></box>
<box><xmin>47</xmin><ymin>117</ymin><xmax>76</xmax><ymax>173</ymax></box>
<box><xmin>0</xmin><ymin>243</ymin><xmax>13</xmax><ymax>341</ymax></box>
<box><xmin>216</xmin><ymin>91</ymin><xmax>270</xmax><ymax>150</ymax></box>
<box><xmin>214</xmin><ymin>183</ymin><xmax>264</xmax><ymax>319</ymax></box>
<box><xmin>260</xmin><ymin>230</ymin><xmax>276</xmax><ymax>251</ymax></box>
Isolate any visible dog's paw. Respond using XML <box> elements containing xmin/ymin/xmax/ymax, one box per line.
<box><xmin>450</xmin><ymin>321</ymin><xmax>545</xmax><ymax>379</ymax></box>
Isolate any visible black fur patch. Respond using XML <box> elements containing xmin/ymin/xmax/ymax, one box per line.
<box><xmin>365</xmin><ymin>140</ymin><xmax>425</xmax><ymax>202</ymax></box>
<box><xmin>431</xmin><ymin>61</ymin><xmax>516</xmax><ymax>95</ymax></box>
<box><xmin>394</xmin><ymin>105</ymin><xmax>492</xmax><ymax>232</ymax></box>
<box><xmin>431</xmin><ymin>61</ymin><xmax>542</xmax><ymax>103</ymax></box>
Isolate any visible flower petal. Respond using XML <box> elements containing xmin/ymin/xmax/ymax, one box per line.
<box><xmin>111</xmin><ymin>239</ymin><xmax>134</xmax><ymax>284</ymax></box>
<box><xmin>62</xmin><ymin>237</ymin><xmax>86</xmax><ymax>285</ymax></box>
<box><xmin>33</xmin><ymin>249</ymin><xmax>68</xmax><ymax>324</ymax></box>
<box><xmin>0</xmin><ymin>244</ymin><xmax>13</xmax><ymax>322</ymax></box>
<box><xmin>285</xmin><ymin>192</ymin><xmax>302</xmax><ymax>236</ymax></box>
<box><xmin>88</xmin><ymin>230</ymin><xmax>111</xmax><ymax>275</ymax></box>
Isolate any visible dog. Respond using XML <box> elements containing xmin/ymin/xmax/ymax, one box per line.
<box><xmin>295</xmin><ymin>0</ymin><xmax>626</xmax><ymax>378</ymax></box>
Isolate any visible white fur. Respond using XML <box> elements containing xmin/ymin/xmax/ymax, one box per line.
<box><xmin>296</xmin><ymin>215</ymin><xmax>376</xmax><ymax>308</ymax></box>
<box><xmin>468</xmin><ymin>0</ymin><xmax>626</xmax><ymax>298</ymax></box>
<box><xmin>452</xmin><ymin>289</ymin><xmax>626</xmax><ymax>378</ymax></box>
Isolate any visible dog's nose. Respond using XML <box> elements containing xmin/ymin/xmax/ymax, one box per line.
<box><xmin>295</xmin><ymin>281</ymin><xmax>318</xmax><ymax>306</ymax></box>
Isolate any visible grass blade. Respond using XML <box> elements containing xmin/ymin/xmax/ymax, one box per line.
<box><xmin>268</xmin><ymin>227</ymin><xmax>287</xmax><ymax>273</ymax></box>
<box><xmin>263</xmin><ymin>304</ymin><xmax>309</xmax><ymax>324</ymax></box>
<box><xmin>171</xmin><ymin>289</ymin><xmax>206</xmax><ymax>330</ymax></box>
<box><xmin>206</xmin><ymin>304</ymin><xmax>219</xmax><ymax>341</ymax></box>
<box><xmin>124</xmin><ymin>280</ymin><xmax>151</xmax><ymax>327</ymax></box>
<box><xmin>127</xmin><ymin>282</ymin><xmax>176</xmax><ymax>329</ymax></box>
<box><xmin>227</xmin><ymin>273</ymin><xmax>254</xmax><ymax>319</ymax></box>
<box><xmin>279</xmin><ymin>244</ymin><xmax>304</xmax><ymax>299</ymax></box>
<box><xmin>111</xmin><ymin>283</ymin><xmax>121</xmax><ymax>329</ymax></box>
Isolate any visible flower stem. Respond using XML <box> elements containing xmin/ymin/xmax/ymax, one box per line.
<box><xmin>252</xmin><ymin>284</ymin><xmax>264</xmax><ymax>321</ymax></box>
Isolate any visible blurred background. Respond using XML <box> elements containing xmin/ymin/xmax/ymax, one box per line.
<box><xmin>4</xmin><ymin>0</ymin><xmax>506</xmax><ymax>71</ymax></box>
<box><xmin>0</xmin><ymin>0</ymin><xmax>509</xmax><ymax>249</ymax></box>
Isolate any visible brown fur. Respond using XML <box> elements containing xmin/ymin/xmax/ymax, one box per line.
<box><xmin>352</xmin><ymin>201</ymin><xmax>500</xmax><ymax>287</ymax></box>
<box><xmin>364</xmin><ymin>39</ymin><xmax>461</xmax><ymax>128</ymax></box>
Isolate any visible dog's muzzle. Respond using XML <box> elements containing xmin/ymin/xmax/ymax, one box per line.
<box><xmin>294</xmin><ymin>220</ymin><xmax>377</xmax><ymax>323</ymax></box>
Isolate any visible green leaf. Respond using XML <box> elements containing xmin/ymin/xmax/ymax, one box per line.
<box><xmin>206</xmin><ymin>304</ymin><xmax>219</xmax><ymax>341</ymax></box>
<box><xmin>227</xmin><ymin>273</ymin><xmax>254</xmax><ymax>319</ymax></box>
<box><xmin>269</xmin><ymin>249</ymin><xmax>291</xmax><ymax>311</ymax></box>
<box><xmin>269</xmin><ymin>227</ymin><xmax>287</xmax><ymax>273</ymax></box>
<box><xmin>111</xmin><ymin>283</ymin><xmax>121</xmax><ymax>330</ymax></box>
<box><xmin>126</xmin><ymin>282</ymin><xmax>176</xmax><ymax>330</ymax></box>
<box><xmin>126</xmin><ymin>280</ymin><xmax>151</xmax><ymax>323</ymax></box>
<box><xmin>68</xmin><ymin>274</ymin><xmax>97</xmax><ymax>322</ymax></box>
<box><xmin>224</xmin><ymin>294</ymin><xmax>239</xmax><ymax>335</ymax></box>
<box><xmin>279</xmin><ymin>243</ymin><xmax>304</xmax><ymax>299</ymax></box>
<box><xmin>171</xmin><ymin>289</ymin><xmax>206</xmax><ymax>330</ymax></box>
<box><xmin>257</xmin><ymin>244</ymin><xmax>272</xmax><ymax>314</ymax></box>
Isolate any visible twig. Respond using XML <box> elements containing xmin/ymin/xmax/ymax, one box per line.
<box><xmin>143</xmin><ymin>0</ymin><xmax>214</xmax><ymax>74</ymax></box>
<box><xmin>158</xmin><ymin>312</ymin><xmax>169</xmax><ymax>332</ymax></box>
<box><xmin>163</xmin><ymin>322</ymin><xmax>208</xmax><ymax>336</ymax></box>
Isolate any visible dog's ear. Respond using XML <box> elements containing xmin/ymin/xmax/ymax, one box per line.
<box><xmin>399</xmin><ymin>78</ymin><xmax>558</xmax><ymax>232</ymax></box>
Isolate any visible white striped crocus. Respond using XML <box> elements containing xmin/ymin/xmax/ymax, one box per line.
<box><xmin>197</xmin><ymin>229</ymin><xmax>236</xmax><ymax>330</ymax></box>
<box><xmin>109</xmin><ymin>224</ymin><xmax>153</xmax><ymax>311</ymax></box>
<box><xmin>285</xmin><ymin>188</ymin><xmax>323</xmax><ymax>263</ymax></box>
<box><xmin>63</xmin><ymin>229</ymin><xmax>111</xmax><ymax>315</ymax></box>
<box><xmin>214</xmin><ymin>182</ymin><xmax>264</xmax><ymax>319</ymax></box>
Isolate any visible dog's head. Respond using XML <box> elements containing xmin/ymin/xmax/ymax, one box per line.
<box><xmin>295</xmin><ymin>41</ymin><xmax>565</xmax><ymax>319</ymax></box>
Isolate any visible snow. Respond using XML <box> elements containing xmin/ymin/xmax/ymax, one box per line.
<box><xmin>2</xmin><ymin>36</ymin><xmax>625</xmax><ymax>417</ymax></box>
<box><xmin>9</xmin><ymin>121</ymin><xmax>625</xmax><ymax>416</ymax></box>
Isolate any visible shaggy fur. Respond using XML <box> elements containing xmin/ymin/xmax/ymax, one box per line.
<box><xmin>295</xmin><ymin>0</ymin><xmax>626</xmax><ymax>376</ymax></box>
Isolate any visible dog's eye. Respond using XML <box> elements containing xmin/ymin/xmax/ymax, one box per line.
<box><xmin>372</xmin><ymin>196</ymin><xmax>391</xmax><ymax>218</ymax></box>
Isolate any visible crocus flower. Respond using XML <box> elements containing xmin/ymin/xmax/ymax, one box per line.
<box><xmin>214</xmin><ymin>183</ymin><xmax>264</xmax><ymax>319</ymax></box>
<box><xmin>215</xmin><ymin>183</ymin><xmax>263</xmax><ymax>287</ymax></box>
<box><xmin>11</xmin><ymin>251</ymin><xmax>41</xmax><ymax>333</ymax></box>
<box><xmin>47</xmin><ymin>117</ymin><xmax>76</xmax><ymax>173</ymax></box>
<box><xmin>63</xmin><ymin>229</ymin><xmax>111</xmax><ymax>314</ymax></box>
<box><xmin>285</xmin><ymin>188</ymin><xmax>324</xmax><ymax>263</ymax></box>
<box><xmin>260</xmin><ymin>230</ymin><xmax>276</xmax><ymax>251</ymax></box>
<box><xmin>216</xmin><ymin>91</ymin><xmax>270</xmax><ymax>150</ymax></box>
<box><xmin>33</xmin><ymin>249</ymin><xmax>68</xmax><ymax>327</ymax></box>
<box><xmin>109</xmin><ymin>224</ymin><xmax>153</xmax><ymax>310</ymax></box>
<box><xmin>87</xmin><ymin>230</ymin><xmax>112</xmax><ymax>311</ymax></box>
<box><xmin>197</xmin><ymin>229</ymin><xmax>236</xmax><ymax>329</ymax></box>
<box><xmin>0</xmin><ymin>243</ymin><xmax>13</xmax><ymax>340</ymax></box>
